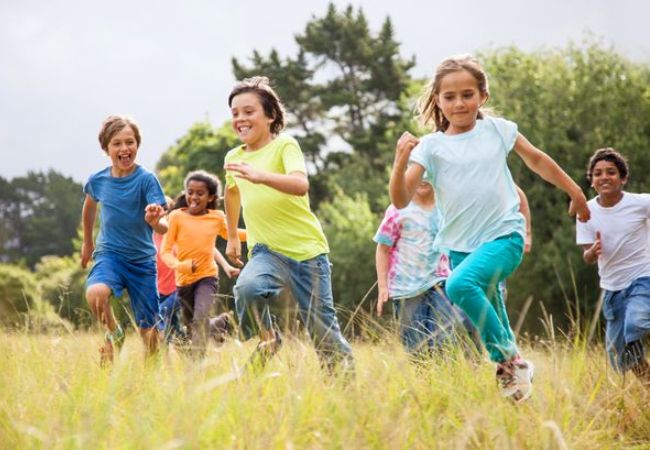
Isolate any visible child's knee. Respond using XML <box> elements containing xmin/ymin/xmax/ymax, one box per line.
<box><xmin>86</xmin><ymin>284</ymin><xmax>111</xmax><ymax>308</ymax></box>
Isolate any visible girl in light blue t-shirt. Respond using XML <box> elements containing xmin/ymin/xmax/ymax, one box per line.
<box><xmin>389</xmin><ymin>54</ymin><xmax>590</xmax><ymax>402</ymax></box>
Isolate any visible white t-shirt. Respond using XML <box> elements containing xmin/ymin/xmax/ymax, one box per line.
<box><xmin>410</xmin><ymin>117</ymin><xmax>525</xmax><ymax>252</ymax></box>
<box><xmin>576</xmin><ymin>192</ymin><xmax>650</xmax><ymax>291</ymax></box>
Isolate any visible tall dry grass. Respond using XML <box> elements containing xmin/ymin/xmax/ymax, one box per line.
<box><xmin>1</xmin><ymin>328</ymin><xmax>649</xmax><ymax>449</ymax></box>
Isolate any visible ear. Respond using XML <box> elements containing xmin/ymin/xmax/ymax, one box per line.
<box><xmin>621</xmin><ymin>176</ymin><xmax>628</xmax><ymax>186</ymax></box>
<box><xmin>480</xmin><ymin>92</ymin><xmax>489</xmax><ymax>108</ymax></box>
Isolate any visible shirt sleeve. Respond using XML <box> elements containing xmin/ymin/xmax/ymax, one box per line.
<box><xmin>373</xmin><ymin>206</ymin><xmax>401</xmax><ymax>247</ymax></box>
<box><xmin>144</xmin><ymin>172</ymin><xmax>166</xmax><ymax>205</ymax></box>
<box><xmin>83</xmin><ymin>176</ymin><xmax>98</xmax><ymax>201</ymax></box>
<box><xmin>576</xmin><ymin>217</ymin><xmax>595</xmax><ymax>245</ymax></box>
<box><xmin>490</xmin><ymin>117</ymin><xmax>518</xmax><ymax>155</ymax></box>
<box><xmin>224</xmin><ymin>149</ymin><xmax>237</xmax><ymax>188</ymax></box>
<box><xmin>639</xmin><ymin>193</ymin><xmax>650</xmax><ymax>218</ymax></box>
<box><xmin>282</xmin><ymin>139</ymin><xmax>307</xmax><ymax>174</ymax></box>
<box><xmin>409</xmin><ymin>139</ymin><xmax>434</xmax><ymax>177</ymax></box>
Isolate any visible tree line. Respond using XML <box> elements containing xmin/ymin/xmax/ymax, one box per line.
<box><xmin>2</xmin><ymin>3</ymin><xmax>650</xmax><ymax>334</ymax></box>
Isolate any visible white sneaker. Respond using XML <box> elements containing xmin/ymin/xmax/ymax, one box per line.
<box><xmin>496</xmin><ymin>357</ymin><xmax>534</xmax><ymax>403</ymax></box>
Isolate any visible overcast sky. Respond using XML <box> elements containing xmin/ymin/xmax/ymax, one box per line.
<box><xmin>1</xmin><ymin>0</ymin><xmax>648</xmax><ymax>183</ymax></box>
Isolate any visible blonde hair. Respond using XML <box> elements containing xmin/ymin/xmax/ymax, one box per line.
<box><xmin>98</xmin><ymin>115</ymin><xmax>141</xmax><ymax>152</ymax></box>
<box><xmin>417</xmin><ymin>55</ymin><xmax>490</xmax><ymax>132</ymax></box>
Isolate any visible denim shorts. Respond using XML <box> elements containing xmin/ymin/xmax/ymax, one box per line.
<box><xmin>602</xmin><ymin>276</ymin><xmax>650</xmax><ymax>372</ymax></box>
<box><xmin>86</xmin><ymin>252</ymin><xmax>159</xmax><ymax>329</ymax></box>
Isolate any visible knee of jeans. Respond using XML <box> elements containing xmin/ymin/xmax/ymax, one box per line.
<box><xmin>234</xmin><ymin>278</ymin><xmax>268</xmax><ymax>304</ymax></box>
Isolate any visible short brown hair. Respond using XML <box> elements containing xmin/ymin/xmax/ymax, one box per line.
<box><xmin>587</xmin><ymin>147</ymin><xmax>629</xmax><ymax>183</ymax></box>
<box><xmin>228</xmin><ymin>76</ymin><xmax>286</xmax><ymax>135</ymax></box>
<box><xmin>98</xmin><ymin>115</ymin><xmax>141</xmax><ymax>152</ymax></box>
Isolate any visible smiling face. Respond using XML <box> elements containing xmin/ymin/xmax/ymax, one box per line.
<box><xmin>590</xmin><ymin>160</ymin><xmax>626</xmax><ymax>198</ymax></box>
<box><xmin>230</xmin><ymin>92</ymin><xmax>274</xmax><ymax>151</ymax></box>
<box><xmin>435</xmin><ymin>69</ymin><xmax>487</xmax><ymax>135</ymax></box>
<box><xmin>106</xmin><ymin>125</ymin><xmax>139</xmax><ymax>176</ymax></box>
<box><xmin>185</xmin><ymin>179</ymin><xmax>215</xmax><ymax>215</ymax></box>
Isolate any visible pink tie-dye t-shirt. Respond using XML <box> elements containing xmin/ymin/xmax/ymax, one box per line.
<box><xmin>374</xmin><ymin>203</ymin><xmax>450</xmax><ymax>299</ymax></box>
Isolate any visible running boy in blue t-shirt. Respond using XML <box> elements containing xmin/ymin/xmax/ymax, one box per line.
<box><xmin>81</xmin><ymin>115</ymin><xmax>167</xmax><ymax>365</ymax></box>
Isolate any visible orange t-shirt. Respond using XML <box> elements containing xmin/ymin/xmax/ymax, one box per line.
<box><xmin>161</xmin><ymin>209</ymin><xmax>246</xmax><ymax>287</ymax></box>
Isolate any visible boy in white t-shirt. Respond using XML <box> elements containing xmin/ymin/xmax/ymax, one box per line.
<box><xmin>576</xmin><ymin>147</ymin><xmax>650</xmax><ymax>386</ymax></box>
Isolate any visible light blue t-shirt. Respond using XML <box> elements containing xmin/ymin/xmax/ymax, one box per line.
<box><xmin>374</xmin><ymin>203</ymin><xmax>450</xmax><ymax>299</ymax></box>
<box><xmin>84</xmin><ymin>165</ymin><xmax>166</xmax><ymax>261</ymax></box>
<box><xmin>410</xmin><ymin>117</ymin><xmax>525</xmax><ymax>253</ymax></box>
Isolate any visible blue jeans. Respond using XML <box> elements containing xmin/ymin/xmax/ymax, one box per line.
<box><xmin>446</xmin><ymin>232</ymin><xmax>524</xmax><ymax>363</ymax></box>
<box><xmin>602</xmin><ymin>276</ymin><xmax>650</xmax><ymax>372</ymax></box>
<box><xmin>393</xmin><ymin>283</ymin><xmax>482</xmax><ymax>358</ymax></box>
<box><xmin>234</xmin><ymin>244</ymin><xmax>353</xmax><ymax>368</ymax></box>
<box><xmin>158</xmin><ymin>291</ymin><xmax>185</xmax><ymax>343</ymax></box>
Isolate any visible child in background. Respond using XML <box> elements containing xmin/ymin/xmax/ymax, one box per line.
<box><xmin>576</xmin><ymin>148</ymin><xmax>650</xmax><ymax>386</ymax></box>
<box><xmin>375</xmin><ymin>177</ymin><xmax>480</xmax><ymax>359</ymax></box>
<box><xmin>161</xmin><ymin>171</ymin><xmax>243</xmax><ymax>358</ymax></box>
<box><xmin>81</xmin><ymin>115</ymin><xmax>167</xmax><ymax>365</ymax></box>
<box><xmin>224</xmin><ymin>76</ymin><xmax>354</xmax><ymax>373</ymax></box>
<box><xmin>389</xmin><ymin>55</ymin><xmax>589</xmax><ymax>402</ymax></box>
<box><xmin>153</xmin><ymin>196</ymin><xmax>185</xmax><ymax>345</ymax></box>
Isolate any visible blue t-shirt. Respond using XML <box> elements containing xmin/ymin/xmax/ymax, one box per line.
<box><xmin>410</xmin><ymin>117</ymin><xmax>525</xmax><ymax>252</ymax></box>
<box><xmin>84</xmin><ymin>165</ymin><xmax>166</xmax><ymax>261</ymax></box>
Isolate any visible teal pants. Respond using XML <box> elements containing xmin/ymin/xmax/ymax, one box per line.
<box><xmin>446</xmin><ymin>233</ymin><xmax>524</xmax><ymax>363</ymax></box>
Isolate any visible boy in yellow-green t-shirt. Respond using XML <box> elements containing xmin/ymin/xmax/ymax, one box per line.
<box><xmin>224</xmin><ymin>76</ymin><xmax>354</xmax><ymax>373</ymax></box>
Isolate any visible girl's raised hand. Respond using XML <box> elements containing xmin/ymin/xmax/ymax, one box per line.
<box><xmin>568</xmin><ymin>191</ymin><xmax>591</xmax><ymax>222</ymax></box>
<box><xmin>224</xmin><ymin>265</ymin><xmax>241</xmax><ymax>279</ymax></box>
<box><xmin>144</xmin><ymin>204</ymin><xmax>165</xmax><ymax>225</ymax></box>
<box><xmin>224</xmin><ymin>162</ymin><xmax>266</xmax><ymax>185</ymax></box>
<box><xmin>394</xmin><ymin>132</ymin><xmax>420</xmax><ymax>169</ymax></box>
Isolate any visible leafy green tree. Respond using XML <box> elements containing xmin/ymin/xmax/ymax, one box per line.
<box><xmin>0</xmin><ymin>263</ymin><xmax>39</xmax><ymax>327</ymax></box>
<box><xmin>478</xmin><ymin>42</ymin><xmax>650</xmax><ymax>331</ymax></box>
<box><xmin>319</xmin><ymin>189</ymin><xmax>379</xmax><ymax>330</ymax></box>
<box><xmin>157</xmin><ymin>121</ymin><xmax>239</xmax><ymax>197</ymax></box>
<box><xmin>0</xmin><ymin>170</ymin><xmax>82</xmax><ymax>267</ymax></box>
<box><xmin>232</xmin><ymin>2</ymin><xmax>415</xmax><ymax>208</ymax></box>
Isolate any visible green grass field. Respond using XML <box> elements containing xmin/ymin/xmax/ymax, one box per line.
<box><xmin>1</xmin><ymin>331</ymin><xmax>649</xmax><ymax>449</ymax></box>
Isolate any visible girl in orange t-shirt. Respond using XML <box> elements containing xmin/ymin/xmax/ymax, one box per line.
<box><xmin>161</xmin><ymin>170</ymin><xmax>245</xmax><ymax>357</ymax></box>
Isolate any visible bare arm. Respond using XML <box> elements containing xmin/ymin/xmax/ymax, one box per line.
<box><xmin>80</xmin><ymin>194</ymin><xmax>97</xmax><ymax>268</ymax></box>
<box><xmin>376</xmin><ymin>244</ymin><xmax>391</xmax><ymax>316</ymax></box>
<box><xmin>224</xmin><ymin>185</ymin><xmax>244</xmax><ymax>267</ymax></box>
<box><xmin>213</xmin><ymin>247</ymin><xmax>240</xmax><ymax>279</ymax></box>
<box><xmin>224</xmin><ymin>163</ymin><xmax>309</xmax><ymax>196</ymax></box>
<box><xmin>513</xmin><ymin>133</ymin><xmax>590</xmax><ymax>222</ymax></box>
<box><xmin>515</xmin><ymin>185</ymin><xmax>532</xmax><ymax>253</ymax></box>
<box><xmin>389</xmin><ymin>132</ymin><xmax>425</xmax><ymax>208</ymax></box>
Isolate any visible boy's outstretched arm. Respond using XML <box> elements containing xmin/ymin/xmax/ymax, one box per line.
<box><xmin>375</xmin><ymin>244</ymin><xmax>391</xmax><ymax>316</ymax></box>
<box><xmin>224</xmin><ymin>163</ymin><xmax>308</xmax><ymax>196</ymax></box>
<box><xmin>390</xmin><ymin>132</ymin><xmax>424</xmax><ymax>208</ymax></box>
<box><xmin>515</xmin><ymin>185</ymin><xmax>532</xmax><ymax>253</ymax></box>
<box><xmin>513</xmin><ymin>133</ymin><xmax>590</xmax><ymax>222</ymax></box>
<box><xmin>224</xmin><ymin>185</ymin><xmax>244</xmax><ymax>267</ymax></box>
<box><xmin>81</xmin><ymin>194</ymin><xmax>97</xmax><ymax>268</ymax></box>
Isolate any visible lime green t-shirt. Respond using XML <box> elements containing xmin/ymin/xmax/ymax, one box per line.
<box><xmin>224</xmin><ymin>134</ymin><xmax>329</xmax><ymax>261</ymax></box>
